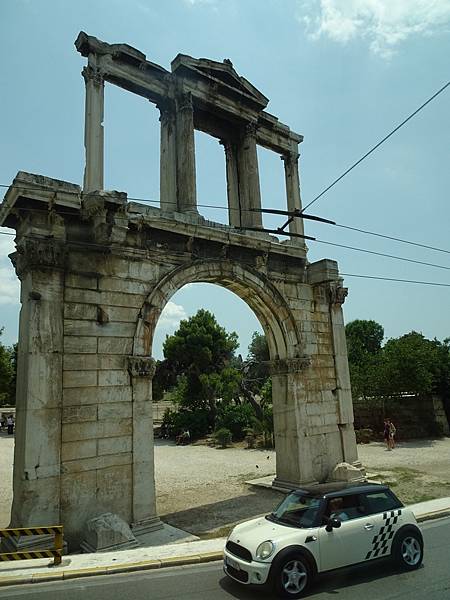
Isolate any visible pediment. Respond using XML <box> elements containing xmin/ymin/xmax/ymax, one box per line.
<box><xmin>171</xmin><ymin>54</ymin><xmax>269</xmax><ymax>109</ymax></box>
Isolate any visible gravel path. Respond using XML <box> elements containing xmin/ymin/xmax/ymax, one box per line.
<box><xmin>1</xmin><ymin>436</ymin><xmax>449</xmax><ymax>534</ymax></box>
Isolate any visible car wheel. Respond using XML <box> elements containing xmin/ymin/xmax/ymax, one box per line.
<box><xmin>273</xmin><ymin>554</ymin><xmax>311</xmax><ymax>598</ymax></box>
<box><xmin>392</xmin><ymin>529</ymin><xmax>423</xmax><ymax>570</ymax></box>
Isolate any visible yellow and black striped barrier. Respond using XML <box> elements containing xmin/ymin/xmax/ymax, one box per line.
<box><xmin>0</xmin><ymin>526</ymin><xmax>63</xmax><ymax>565</ymax></box>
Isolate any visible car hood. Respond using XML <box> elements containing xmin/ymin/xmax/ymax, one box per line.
<box><xmin>227</xmin><ymin>516</ymin><xmax>316</xmax><ymax>559</ymax></box>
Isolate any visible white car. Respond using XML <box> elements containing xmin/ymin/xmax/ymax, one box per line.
<box><xmin>223</xmin><ymin>483</ymin><xmax>423</xmax><ymax>598</ymax></box>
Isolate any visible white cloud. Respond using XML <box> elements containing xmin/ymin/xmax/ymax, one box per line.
<box><xmin>158</xmin><ymin>301</ymin><xmax>187</xmax><ymax>330</ymax></box>
<box><xmin>299</xmin><ymin>0</ymin><xmax>450</xmax><ymax>58</ymax></box>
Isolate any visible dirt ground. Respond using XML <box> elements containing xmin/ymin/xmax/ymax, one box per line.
<box><xmin>1</xmin><ymin>435</ymin><xmax>449</xmax><ymax>537</ymax></box>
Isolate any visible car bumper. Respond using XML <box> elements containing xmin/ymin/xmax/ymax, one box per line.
<box><xmin>223</xmin><ymin>548</ymin><xmax>271</xmax><ymax>585</ymax></box>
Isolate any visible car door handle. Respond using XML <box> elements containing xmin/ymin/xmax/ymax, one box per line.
<box><xmin>364</xmin><ymin>523</ymin><xmax>374</xmax><ymax>530</ymax></box>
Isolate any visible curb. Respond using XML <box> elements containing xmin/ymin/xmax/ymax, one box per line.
<box><xmin>0</xmin><ymin>551</ymin><xmax>224</xmax><ymax>588</ymax></box>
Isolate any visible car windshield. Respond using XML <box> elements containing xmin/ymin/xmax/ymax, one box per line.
<box><xmin>268</xmin><ymin>492</ymin><xmax>321</xmax><ymax>528</ymax></box>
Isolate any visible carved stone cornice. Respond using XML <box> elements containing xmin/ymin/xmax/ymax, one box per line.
<box><xmin>269</xmin><ymin>356</ymin><xmax>312</xmax><ymax>375</ymax></box>
<box><xmin>82</xmin><ymin>65</ymin><xmax>104</xmax><ymax>86</ymax></box>
<box><xmin>128</xmin><ymin>356</ymin><xmax>156</xmax><ymax>379</ymax></box>
<box><xmin>10</xmin><ymin>238</ymin><xmax>66</xmax><ymax>277</ymax></box>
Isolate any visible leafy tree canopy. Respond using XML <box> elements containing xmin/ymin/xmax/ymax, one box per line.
<box><xmin>345</xmin><ymin>319</ymin><xmax>384</xmax><ymax>365</ymax></box>
<box><xmin>0</xmin><ymin>329</ymin><xmax>14</xmax><ymax>406</ymax></box>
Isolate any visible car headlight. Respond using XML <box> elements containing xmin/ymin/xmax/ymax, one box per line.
<box><xmin>256</xmin><ymin>540</ymin><xmax>274</xmax><ymax>560</ymax></box>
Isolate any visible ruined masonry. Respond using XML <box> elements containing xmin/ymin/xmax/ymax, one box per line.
<box><xmin>0</xmin><ymin>32</ymin><xmax>362</xmax><ymax>550</ymax></box>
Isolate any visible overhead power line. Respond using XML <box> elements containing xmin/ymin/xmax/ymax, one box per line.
<box><xmin>341</xmin><ymin>273</ymin><xmax>450</xmax><ymax>287</ymax></box>
<box><xmin>1</xmin><ymin>182</ymin><xmax>450</xmax><ymax>257</ymax></box>
<box><xmin>1</xmin><ymin>205</ymin><xmax>450</xmax><ymax>271</ymax></box>
<box><xmin>1</xmin><ymin>230</ymin><xmax>449</xmax><ymax>288</ymax></box>
<box><xmin>302</xmin><ymin>79</ymin><xmax>450</xmax><ymax>212</ymax></box>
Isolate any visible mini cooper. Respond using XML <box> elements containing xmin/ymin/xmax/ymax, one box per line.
<box><xmin>223</xmin><ymin>483</ymin><xmax>423</xmax><ymax>598</ymax></box>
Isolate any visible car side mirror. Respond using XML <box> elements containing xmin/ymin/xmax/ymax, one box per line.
<box><xmin>325</xmin><ymin>517</ymin><xmax>342</xmax><ymax>532</ymax></box>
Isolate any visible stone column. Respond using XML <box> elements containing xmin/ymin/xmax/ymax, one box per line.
<box><xmin>159</xmin><ymin>105</ymin><xmax>177</xmax><ymax>214</ymax></box>
<box><xmin>175</xmin><ymin>92</ymin><xmax>197</xmax><ymax>214</ymax></box>
<box><xmin>7</xmin><ymin>234</ymin><xmax>65</xmax><ymax>550</ymax></box>
<box><xmin>282</xmin><ymin>149</ymin><xmax>306</xmax><ymax>248</ymax></box>
<box><xmin>328</xmin><ymin>282</ymin><xmax>360</xmax><ymax>466</ymax></box>
<box><xmin>221</xmin><ymin>140</ymin><xmax>241</xmax><ymax>227</ymax></box>
<box><xmin>127</xmin><ymin>356</ymin><xmax>162</xmax><ymax>537</ymax></box>
<box><xmin>82</xmin><ymin>56</ymin><xmax>105</xmax><ymax>193</ymax></box>
<box><xmin>270</xmin><ymin>357</ymin><xmax>319</xmax><ymax>488</ymax></box>
<box><xmin>237</xmin><ymin>123</ymin><xmax>263</xmax><ymax>229</ymax></box>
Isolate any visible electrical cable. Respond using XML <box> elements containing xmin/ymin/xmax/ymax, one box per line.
<box><xmin>302</xmin><ymin>79</ymin><xmax>450</xmax><ymax>212</ymax></box>
<box><xmin>341</xmin><ymin>273</ymin><xmax>450</xmax><ymax>287</ymax></box>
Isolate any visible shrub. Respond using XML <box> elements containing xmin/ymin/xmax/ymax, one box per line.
<box><xmin>214</xmin><ymin>427</ymin><xmax>232</xmax><ymax>448</ymax></box>
<box><xmin>162</xmin><ymin>408</ymin><xmax>210</xmax><ymax>440</ymax></box>
<box><xmin>215</xmin><ymin>403</ymin><xmax>255</xmax><ymax>440</ymax></box>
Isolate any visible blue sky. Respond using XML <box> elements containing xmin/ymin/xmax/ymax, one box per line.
<box><xmin>1</xmin><ymin>0</ymin><xmax>449</xmax><ymax>358</ymax></box>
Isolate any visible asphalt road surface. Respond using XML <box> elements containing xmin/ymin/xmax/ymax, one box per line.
<box><xmin>3</xmin><ymin>517</ymin><xmax>450</xmax><ymax>600</ymax></box>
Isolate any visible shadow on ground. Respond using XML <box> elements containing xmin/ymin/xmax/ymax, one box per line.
<box><xmin>161</xmin><ymin>487</ymin><xmax>285</xmax><ymax>536</ymax></box>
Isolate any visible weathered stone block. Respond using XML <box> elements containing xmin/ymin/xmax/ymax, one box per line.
<box><xmin>63</xmin><ymin>354</ymin><xmax>99</xmax><ymax>371</ymax></box>
<box><xmin>64</xmin><ymin>320</ymin><xmax>136</xmax><ymax>338</ymax></box>
<box><xmin>62</xmin><ymin>439</ymin><xmax>97</xmax><ymax>461</ymax></box>
<box><xmin>64</xmin><ymin>336</ymin><xmax>97</xmax><ymax>354</ymax></box>
<box><xmin>62</xmin><ymin>405</ymin><xmax>98</xmax><ymax>423</ymax></box>
<box><xmin>63</xmin><ymin>385</ymin><xmax>132</xmax><ymax>406</ymax></box>
<box><xmin>98</xmin><ymin>402</ymin><xmax>132</xmax><ymax>421</ymax></box>
<box><xmin>62</xmin><ymin>418</ymin><xmax>132</xmax><ymax>442</ymax></box>
<box><xmin>64</xmin><ymin>302</ymin><xmax>98</xmax><ymax>320</ymax></box>
<box><xmin>62</xmin><ymin>453</ymin><xmax>132</xmax><ymax>474</ymax></box>
<box><xmin>99</xmin><ymin>277</ymin><xmax>148</xmax><ymax>295</ymax></box>
<box><xmin>98</xmin><ymin>436</ymin><xmax>132</xmax><ymax>456</ymax></box>
<box><xmin>97</xmin><ymin>337</ymin><xmax>133</xmax><ymax>355</ymax></box>
<box><xmin>66</xmin><ymin>273</ymin><xmax>98</xmax><ymax>290</ymax></box>
<box><xmin>98</xmin><ymin>370</ymin><xmax>129</xmax><ymax>387</ymax></box>
<box><xmin>63</xmin><ymin>370</ymin><xmax>97</xmax><ymax>388</ymax></box>
<box><xmin>80</xmin><ymin>513</ymin><xmax>138</xmax><ymax>553</ymax></box>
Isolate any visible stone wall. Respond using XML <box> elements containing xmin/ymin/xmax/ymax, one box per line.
<box><xmin>353</xmin><ymin>394</ymin><xmax>450</xmax><ymax>439</ymax></box>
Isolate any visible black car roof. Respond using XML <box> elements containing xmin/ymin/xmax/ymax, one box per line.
<box><xmin>292</xmin><ymin>482</ymin><xmax>389</xmax><ymax>499</ymax></box>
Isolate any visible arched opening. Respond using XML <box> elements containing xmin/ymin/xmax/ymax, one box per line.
<box><xmin>132</xmin><ymin>260</ymin><xmax>302</xmax><ymax>536</ymax></box>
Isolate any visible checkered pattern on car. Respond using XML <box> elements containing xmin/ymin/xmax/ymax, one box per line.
<box><xmin>365</xmin><ymin>509</ymin><xmax>402</xmax><ymax>560</ymax></box>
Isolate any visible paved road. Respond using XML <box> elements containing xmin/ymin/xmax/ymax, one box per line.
<box><xmin>3</xmin><ymin>518</ymin><xmax>450</xmax><ymax>600</ymax></box>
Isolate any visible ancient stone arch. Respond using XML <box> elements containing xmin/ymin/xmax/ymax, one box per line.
<box><xmin>0</xmin><ymin>32</ymin><xmax>362</xmax><ymax>550</ymax></box>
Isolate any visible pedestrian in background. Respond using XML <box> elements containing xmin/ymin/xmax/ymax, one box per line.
<box><xmin>389</xmin><ymin>419</ymin><xmax>396</xmax><ymax>450</ymax></box>
<box><xmin>6</xmin><ymin>415</ymin><xmax>14</xmax><ymax>435</ymax></box>
<box><xmin>383</xmin><ymin>418</ymin><xmax>390</xmax><ymax>450</ymax></box>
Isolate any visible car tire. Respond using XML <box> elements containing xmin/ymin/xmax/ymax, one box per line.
<box><xmin>273</xmin><ymin>553</ymin><xmax>312</xmax><ymax>599</ymax></box>
<box><xmin>392</xmin><ymin>527</ymin><xmax>423</xmax><ymax>570</ymax></box>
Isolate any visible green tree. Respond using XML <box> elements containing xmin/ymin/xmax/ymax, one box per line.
<box><xmin>345</xmin><ymin>319</ymin><xmax>384</xmax><ymax>399</ymax></box>
<box><xmin>162</xmin><ymin>309</ymin><xmax>239</xmax><ymax>432</ymax></box>
<box><xmin>378</xmin><ymin>332</ymin><xmax>450</xmax><ymax>397</ymax></box>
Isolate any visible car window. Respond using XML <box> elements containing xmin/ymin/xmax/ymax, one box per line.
<box><xmin>362</xmin><ymin>491</ymin><xmax>402</xmax><ymax>515</ymax></box>
<box><xmin>270</xmin><ymin>493</ymin><xmax>322</xmax><ymax>528</ymax></box>
<box><xmin>324</xmin><ymin>494</ymin><xmax>366</xmax><ymax>522</ymax></box>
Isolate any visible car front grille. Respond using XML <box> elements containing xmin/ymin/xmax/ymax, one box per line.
<box><xmin>226</xmin><ymin>564</ymin><xmax>249</xmax><ymax>583</ymax></box>
<box><xmin>226</xmin><ymin>541</ymin><xmax>252</xmax><ymax>563</ymax></box>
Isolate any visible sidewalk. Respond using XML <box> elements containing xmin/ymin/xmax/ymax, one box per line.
<box><xmin>1</xmin><ymin>497</ymin><xmax>449</xmax><ymax>588</ymax></box>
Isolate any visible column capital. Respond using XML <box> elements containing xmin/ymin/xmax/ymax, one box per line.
<box><xmin>157</xmin><ymin>103</ymin><xmax>175</xmax><ymax>125</ymax></box>
<box><xmin>177</xmin><ymin>92</ymin><xmax>194</xmax><ymax>113</ymax></box>
<box><xmin>329</xmin><ymin>282</ymin><xmax>348</xmax><ymax>305</ymax></box>
<box><xmin>128</xmin><ymin>356</ymin><xmax>156</xmax><ymax>379</ymax></box>
<box><xmin>243</xmin><ymin>122</ymin><xmax>258</xmax><ymax>139</ymax></box>
<box><xmin>82</xmin><ymin>65</ymin><xmax>104</xmax><ymax>86</ymax></box>
<box><xmin>10</xmin><ymin>238</ymin><xmax>66</xmax><ymax>278</ymax></box>
<box><xmin>269</xmin><ymin>356</ymin><xmax>312</xmax><ymax>375</ymax></box>
<box><xmin>281</xmin><ymin>151</ymin><xmax>300</xmax><ymax>166</ymax></box>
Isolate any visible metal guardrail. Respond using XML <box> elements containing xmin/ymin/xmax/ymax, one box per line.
<box><xmin>0</xmin><ymin>526</ymin><xmax>63</xmax><ymax>565</ymax></box>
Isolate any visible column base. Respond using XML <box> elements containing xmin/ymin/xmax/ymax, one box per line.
<box><xmin>131</xmin><ymin>516</ymin><xmax>164</xmax><ymax>538</ymax></box>
<box><xmin>1</xmin><ymin>534</ymin><xmax>68</xmax><ymax>555</ymax></box>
